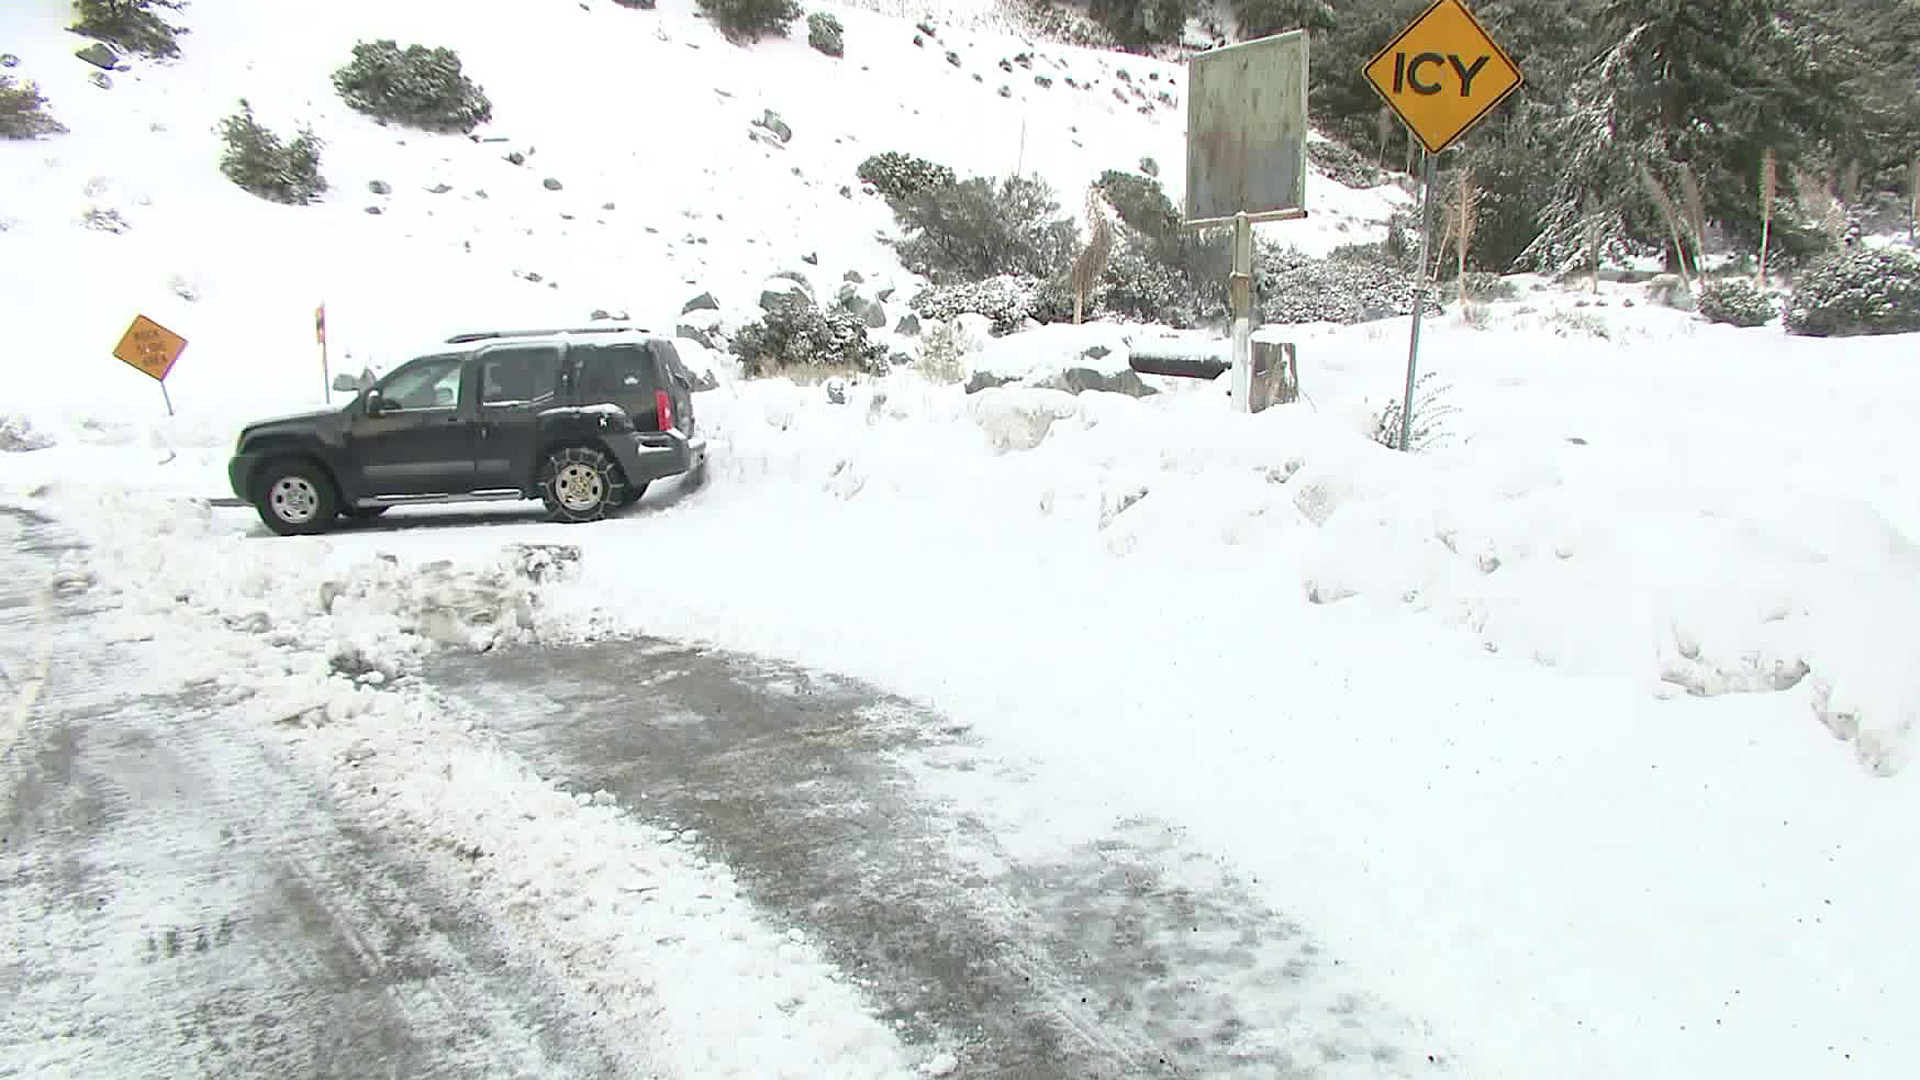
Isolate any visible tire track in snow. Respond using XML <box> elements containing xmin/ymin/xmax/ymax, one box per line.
<box><xmin>428</xmin><ymin>638</ymin><xmax>1458</xmax><ymax>1079</ymax></box>
<box><xmin>0</xmin><ymin>506</ymin><xmax>624</xmax><ymax>1080</ymax></box>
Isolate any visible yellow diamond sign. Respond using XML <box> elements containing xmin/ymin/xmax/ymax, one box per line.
<box><xmin>1365</xmin><ymin>0</ymin><xmax>1523</xmax><ymax>156</ymax></box>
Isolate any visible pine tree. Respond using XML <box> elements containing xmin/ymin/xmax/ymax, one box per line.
<box><xmin>1521</xmin><ymin>0</ymin><xmax>1855</xmax><ymax>272</ymax></box>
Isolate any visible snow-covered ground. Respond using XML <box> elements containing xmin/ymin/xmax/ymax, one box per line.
<box><xmin>5</xmin><ymin>2</ymin><xmax>1920</xmax><ymax>1079</ymax></box>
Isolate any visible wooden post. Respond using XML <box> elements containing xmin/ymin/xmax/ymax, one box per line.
<box><xmin>1228</xmin><ymin>211</ymin><xmax>1254</xmax><ymax>414</ymax></box>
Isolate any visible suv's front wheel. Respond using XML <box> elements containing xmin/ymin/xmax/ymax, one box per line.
<box><xmin>255</xmin><ymin>459</ymin><xmax>338</xmax><ymax>536</ymax></box>
<box><xmin>538</xmin><ymin>446</ymin><xmax>628</xmax><ymax>523</ymax></box>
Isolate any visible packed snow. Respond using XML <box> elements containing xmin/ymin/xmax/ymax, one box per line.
<box><xmin>4</xmin><ymin>1</ymin><xmax>1919</xmax><ymax>1080</ymax></box>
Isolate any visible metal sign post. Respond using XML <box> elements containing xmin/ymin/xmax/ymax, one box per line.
<box><xmin>317</xmin><ymin>303</ymin><xmax>331</xmax><ymax>404</ymax></box>
<box><xmin>1363</xmin><ymin>0</ymin><xmax>1522</xmax><ymax>449</ymax></box>
<box><xmin>1401</xmin><ymin>152</ymin><xmax>1438</xmax><ymax>453</ymax></box>
<box><xmin>1184</xmin><ymin>29</ymin><xmax>1310</xmax><ymax>415</ymax></box>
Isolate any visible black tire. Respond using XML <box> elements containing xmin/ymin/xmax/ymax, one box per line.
<box><xmin>616</xmin><ymin>480</ymin><xmax>650</xmax><ymax>507</ymax></box>
<box><xmin>254</xmin><ymin>458</ymin><xmax>339</xmax><ymax>537</ymax></box>
<box><xmin>538</xmin><ymin>445</ymin><xmax>628</xmax><ymax>523</ymax></box>
<box><xmin>342</xmin><ymin>506</ymin><xmax>390</xmax><ymax>520</ymax></box>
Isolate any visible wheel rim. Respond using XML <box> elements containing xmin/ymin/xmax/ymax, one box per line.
<box><xmin>269</xmin><ymin>476</ymin><xmax>320</xmax><ymax>524</ymax></box>
<box><xmin>555</xmin><ymin>462</ymin><xmax>605</xmax><ymax>513</ymax></box>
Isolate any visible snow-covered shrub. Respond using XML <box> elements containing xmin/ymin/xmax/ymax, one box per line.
<box><xmin>856</xmin><ymin>151</ymin><xmax>956</xmax><ymax>203</ymax></box>
<box><xmin>0</xmin><ymin>414</ymin><xmax>56</xmax><ymax>453</ymax></box>
<box><xmin>1307</xmin><ymin>137</ymin><xmax>1384</xmax><ymax>189</ymax></box>
<box><xmin>217</xmin><ymin>100</ymin><xmax>327</xmax><ymax>205</ymax></box>
<box><xmin>892</xmin><ymin>174</ymin><xmax>1078</xmax><ymax>285</ymax></box>
<box><xmin>806</xmin><ymin>12</ymin><xmax>844</xmax><ymax>56</ymax></box>
<box><xmin>909</xmin><ymin>275</ymin><xmax>1046</xmax><ymax>334</ymax></box>
<box><xmin>697</xmin><ymin>0</ymin><xmax>803</xmax><ymax>42</ymax></box>
<box><xmin>1098</xmin><ymin>233</ymin><xmax>1209</xmax><ymax>326</ymax></box>
<box><xmin>730</xmin><ymin>293</ymin><xmax>888</xmax><ymax>378</ymax></box>
<box><xmin>331</xmin><ymin>40</ymin><xmax>492</xmax><ymax>133</ymax></box>
<box><xmin>1697</xmin><ymin>278</ymin><xmax>1776</xmax><ymax>328</ymax></box>
<box><xmin>1257</xmin><ymin>245</ymin><xmax>1444</xmax><ymax>325</ymax></box>
<box><xmin>916</xmin><ymin>318</ymin><xmax>980</xmax><ymax>383</ymax></box>
<box><xmin>1371</xmin><ymin>371</ymin><xmax>1459</xmax><ymax>453</ymax></box>
<box><xmin>0</xmin><ymin>75</ymin><xmax>65</xmax><ymax>140</ymax></box>
<box><xmin>1784</xmin><ymin>247</ymin><xmax>1920</xmax><ymax>337</ymax></box>
<box><xmin>71</xmin><ymin>0</ymin><xmax>185</xmax><ymax>58</ymax></box>
<box><xmin>1095</xmin><ymin>168</ymin><xmax>1182</xmax><ymax>240</ymax></box>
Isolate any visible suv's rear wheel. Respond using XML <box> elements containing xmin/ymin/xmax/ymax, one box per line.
<box><xmin>538</xmin><ymin>446</ymin><xmax>628</xmax><ymax>523</ymax></box>
<box><xmin>255</xmin><ymin>459</ymin><xmax>338</xmax><ymax>536</ymax></box>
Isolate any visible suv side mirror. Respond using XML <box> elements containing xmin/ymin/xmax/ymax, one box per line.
<box><xmin>364</xmin><ymin>389</ymin><xmax>387</xmax><ymax>416</ymax></box>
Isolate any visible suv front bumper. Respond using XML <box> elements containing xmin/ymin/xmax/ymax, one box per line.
<box><xmin>611</xmin><ymin>430</ymin><xmax>708</xmax><ymax>486</ymax></box>
<box><xmin>226</xmin><ymin>452</ymin><xmax>263</xmax><ymax>503</ymax></box>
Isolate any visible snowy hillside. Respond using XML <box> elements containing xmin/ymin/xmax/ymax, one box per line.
<box><xmin>5</xmin><ymin>3</ymin><xmax>1920</xmax><ymax>1080</ymax></box>
<box><xmin>1</xmin><ymin>0</ymin><xmax>1402</xmax><ymax>426</ymax></box>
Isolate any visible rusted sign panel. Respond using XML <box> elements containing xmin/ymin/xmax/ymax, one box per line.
<box><xmin>1185</xmin><ymin>30</ymin><xmax>1309</xmax><ymax>226</ymax></box>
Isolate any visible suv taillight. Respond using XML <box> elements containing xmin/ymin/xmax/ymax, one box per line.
<box><xmin>655</xmin><ymin>389</ymin><xmax>674</xmax><ymax>432</ymax></box>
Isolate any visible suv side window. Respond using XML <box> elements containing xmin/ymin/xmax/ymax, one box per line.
<box><xmin>476</xmin><ymin>345</ymin><xmax>562</xmax><ymax>407</ymax></box>
<box><xmin>575</xmin><ymin>343</ymin><xmax>659</xmax><ymax>401</ymax></box>
<box><xmin>378</xmin><ymin>355</ymin><xmax>464</xmax><ymax>411</ymax></box>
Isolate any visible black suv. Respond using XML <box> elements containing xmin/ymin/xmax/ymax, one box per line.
<box><xmin>228</xmin><ymin>326</ymin><xmax>709</xmax><ymax>536</ymax></box>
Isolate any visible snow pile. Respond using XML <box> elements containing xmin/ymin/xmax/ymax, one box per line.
<box><xmin>646</xmin><ymin>307</ymin><xmax>1920</xmax><ymax>781</ymax></box>
<box><xmin>11</xmin><ymin>485</ymin><xmax>923</xmax><ymax>1078</ymax></box>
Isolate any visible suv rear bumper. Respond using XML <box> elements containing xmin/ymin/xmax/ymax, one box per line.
<box><xmin>610</xmin><ymin>430</ymin><xmax>708</xmax><ymax>486</ymax></box>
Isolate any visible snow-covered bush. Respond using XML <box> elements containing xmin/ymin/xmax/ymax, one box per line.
<box><xmin>1371</xmin><ymin>372</ymin><xmax>1459</xmax><ymax>453</ymax></box>
<box><xmin>856</xmin><ymin>151</ymin><xmax>955</xmax><ymax>203</ymax></box>
<box><xmin>0</xmin><ymin>414</ymin><xmax>56</xmax><ymax>453</ymax></box>
<box><xmin>892</xmin><ymin>174</ymin><xmax>1077</xmax><ymax>285</ymax></box>
<box><xmin>909</xmin><ymin>275</ymin><xmax>1047</xmax><ymax>334</ymax></box>
<box><xmin>1307</xmin><ymin>137</ymin><xmax>1385</xmax><ymax>189</ymax></box>
<box><xmin>331</xmin><ymin>40</ymin><xmax>492</xmax><ymax>133</ymax></box>
<box><xmin>697</xmin><ymin>0</ymin><xmax>802</xmax><ymax>42</ymax></box>
<box><xmin>71</xmin><ymin>0</ymin><xmax>186</xmax><ymax>58</ymax></box>
<box><xmin>806</xmin><ymin>12</ymin><xmax>844</xmax><ymax>56</ymax></box>
<box><xmin>1784</xmin><ymin>247</ymin><xmax>1920</xmax><ymax>337</ymax></box>
<box><xmin>1697</xmin><ymin>278</ymin><xmax>1776</xmax><ymax>328</ymax></box>
<box><xmin>1258</xmin><ymin>245</ymin><xmax>1444</xmax><ymax>325</ymax></box>
<box><xmin>0</xmin><ymin>75</ymin><xmax>65</xmax><ymax>140</ymax></box>
<box><xmin>1095</xmin><ymin>169</ymin><xmax>1182</xmax><ymax>240</ymax></box>
<box><xmin>1098</xmin><ymin>233</ymin><xmax>1210</xmax><ymax>326</ymax></box>
<box><xmin>217</xmin><ymin>100</ymin><xmax>327</xmax><ymax>205</ymax></box>
<box><xmin>915</xmin><ymin>318</ymin><xmax>979</xmax><ymax>383</ymax></box>
<box><xmin>730</xmin><ymin>294</ymin><xmax>888</xmax><ymax>378</ymax></box>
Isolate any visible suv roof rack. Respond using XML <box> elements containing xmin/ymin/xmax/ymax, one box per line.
<box><xmin>443</xmin><ymin>326</ymin><xmax>650</xmax><ymax>345</ymax></box>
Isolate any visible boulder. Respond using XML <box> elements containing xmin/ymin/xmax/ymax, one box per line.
<box><xmin>681</xmin><ymin>291</ymin><xmax>720</xmax><ymax>315</ymax></box>
<box><xmin>894</xmin><ymin>313</ymin><xmax>922</xmax><ymax>337</ymax></box>
<box><xmin>752</xmin><ymin>109</ymin><xmax>793</xmax><ymax>144</ymax></box>
<box><xmin>74</xmin><ymin>44</ymin><xmax>117</xmax><ymax>70</ymax></box>
<box><xmin>756</xmin><ymin>274</ymin><xmax>810</xmax><ymax>309</ymax></box>
<box><xmin>964</xmin><ymin>371</ymin><xmax>1017</xmax><ymax>394</ymax></box>
<box><xmin>966</xmin><ymin>387</ymin><xmax>1080</xmax><ymax>451</ymax></box>
<box><xmin>1645</xmin><ymin>274</ymin><xmax>1696</xmax><ymax>312</ymax></box>
<box><xmin>1034</xmin><ymin>366</ymin><xmax>1157</xmax><ymax>398</ymax></box>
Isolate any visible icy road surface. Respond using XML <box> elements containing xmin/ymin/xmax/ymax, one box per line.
<box><xmin>428</xmin><ymin>637</ymin><xmax>1453</xmax><ymax>1079</ymax></box>
<box><xmin>0</xmin><ymin>507</ymin><xmax>626</xmax><ymax>1079</ymax></box>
